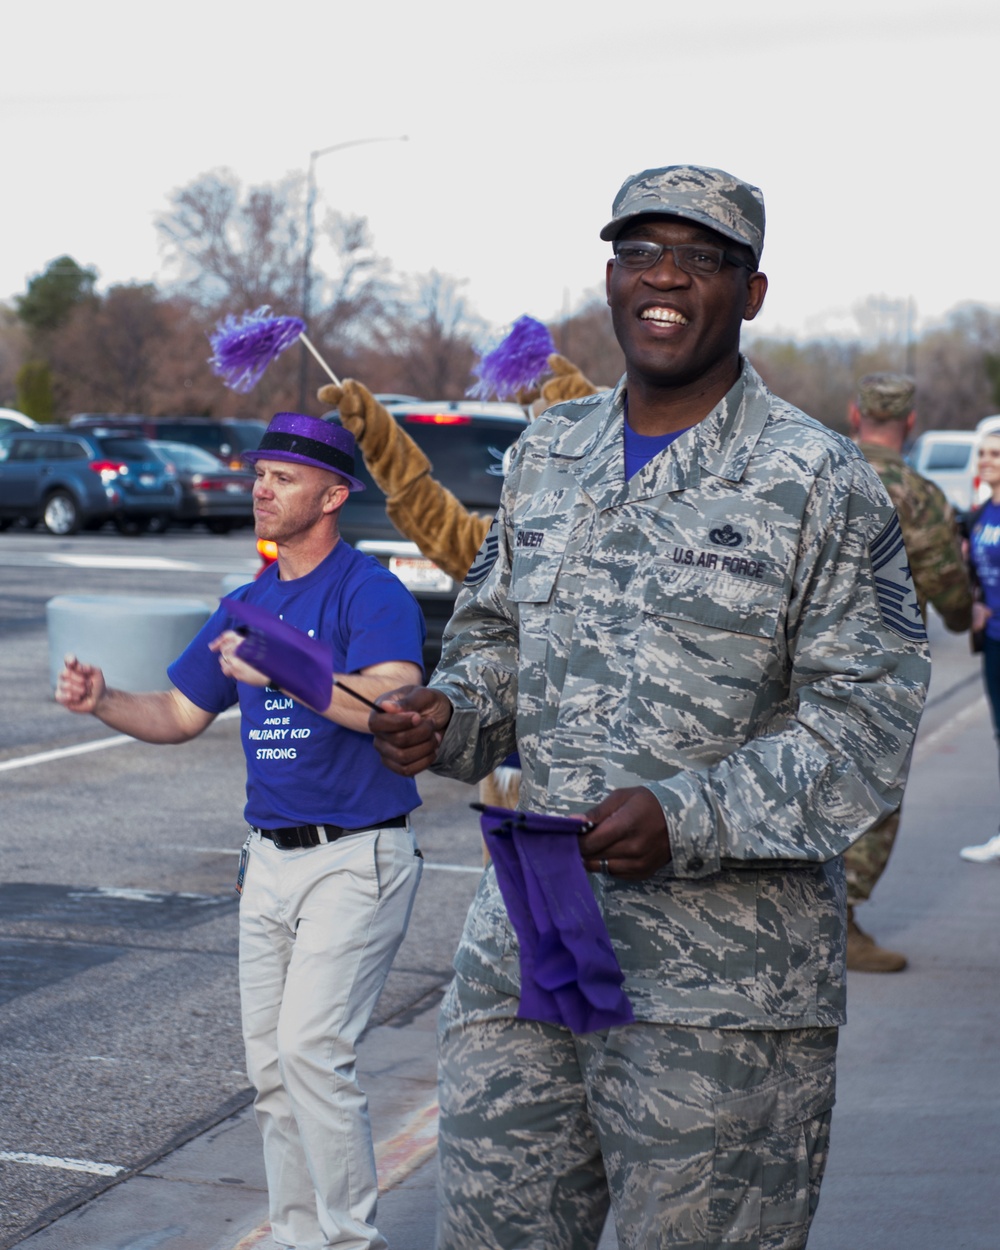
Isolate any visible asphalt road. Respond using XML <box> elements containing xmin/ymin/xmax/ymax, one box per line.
<box><xmin>0</xmin><ymin>527</ymin><xmax>485</xmax><ymax>1247</ymax></box>
<box><xmin>0</xmin><ymin>527</ymin><xmax>986</xmax><ymax>1248</ymax></box>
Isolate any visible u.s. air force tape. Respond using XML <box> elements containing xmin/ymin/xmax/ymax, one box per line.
<box><xmin>464</xmin><ymin>515</ymin><xmax>501</xmax><ymax>587</ymax></box>
<box><xmin>869</xmin><ymin>515</ymin><xmax>926</xmax><ymax>642</ymax></box>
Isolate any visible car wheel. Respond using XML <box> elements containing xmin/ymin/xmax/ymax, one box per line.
<box><xmin>206</xmin><ymin>519</ymin><xmax>233</xmax><ymax>534</ymax></box>
<box><xmin>114</xmin><ymin>516</ymin><xmax>151</xmax><ymax>536</ymax></box>
<box><xmin>146</xmin><ymin>513</ymin><xmax>172</xmax><ymax>534</ymax></box>
<box><xmin>43</xmin><ymin>491</ymin><xmax>81</xmax><ymax>535</ymax></box>
<box><xmin>0</xmin><ymin>518</ymin><xmax>11</xmax><ymax>532</ymax></box>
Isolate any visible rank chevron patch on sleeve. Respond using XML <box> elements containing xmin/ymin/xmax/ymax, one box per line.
<box><xmin>869</xmin><ymin>515</ymin><xmax>927</xmax><ymax>641</ymax></box>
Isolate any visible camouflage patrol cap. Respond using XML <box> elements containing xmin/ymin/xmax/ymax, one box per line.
<box><xmin>599</xmin><ymin>165</ymin><xmax>765</xmax><ymax>265</ymax></box>
<box><xmin>856</xmin><ymin>373</ymin><xmax>916</xmax><ymax>421</ymax></box>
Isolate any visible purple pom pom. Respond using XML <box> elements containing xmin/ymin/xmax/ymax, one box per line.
<box><xmin>208</xmin><ymin>306</ymin><xmax>306</xmax><ymax>393</ymax></box>
<box><xmin>468</xmin><ymin>315</ymin><xmax>556</xmax><ymax>401</ymax></box>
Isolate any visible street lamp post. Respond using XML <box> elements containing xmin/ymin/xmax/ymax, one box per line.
<box><xmin>298</xmin><ymin>134</ymin><xmax>409</xmax><ymax>411</ymax></box>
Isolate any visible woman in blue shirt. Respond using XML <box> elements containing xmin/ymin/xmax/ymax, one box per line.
<box><xmin>961</xmin><ymin>431</ymin><xmax>1000</xmax><ymax>861</ymax></box>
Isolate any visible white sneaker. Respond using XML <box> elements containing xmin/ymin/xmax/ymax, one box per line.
<box><xmin>959</xmin><ymin>834</ymin><xmax>1000</xmax><ymax>863</ymax></box>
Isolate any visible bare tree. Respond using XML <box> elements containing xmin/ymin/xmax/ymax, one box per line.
<box><xmin>157</xmin><ymin>170</ymin><xmax>303</xmax><ymax>312</ymax></box>
<box><xmin>914</xmin><ymin>304</ymin><xmax>1000</xmax><ymax>431</ymax></box>
<box><xmin>550</xmin><ymin>293</ymin><xmax>625</xmax><ymax>389</ymax></box>
<box><xmin>375</xmin><ymin>271</ymin><xmax>484</xmax><ymax>400</ymax></box>
<box><xmin>47</xmin><ymin>284</ymin><xmax>167</xmax><ymax>414</ymax></box>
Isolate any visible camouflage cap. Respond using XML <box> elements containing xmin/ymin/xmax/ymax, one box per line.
<box><xmin>599</xmin><ymin>164</ymin><xmax>765</xmax><ymax>265</ymax></box>
<box><xmin>856</xmin><ymin>373</ymin><xmax>916</xmax><ymax>421</ymax></box>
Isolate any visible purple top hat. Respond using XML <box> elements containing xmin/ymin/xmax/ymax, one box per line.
<box><xmin>243</xmin><ymin>413</ymin><xmax>366</xmax><ymax>492</ymax></box>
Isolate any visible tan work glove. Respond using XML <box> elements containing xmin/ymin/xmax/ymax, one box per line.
<box><xmin>539</xmin><ymin>353</ymin><xmax>598</xmax><ymax>404</ymax></box>
<box><xmin>317</xmin><ymin>380</ymin><xmax>371</xmax><ymax>440</ymax></box>
<box><xmin>316</xmin><ymin>379</ymin><xmax>488</xmax><ymax>580</ymax></box>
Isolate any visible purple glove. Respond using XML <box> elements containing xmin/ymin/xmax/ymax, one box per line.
<box><xmin>221</xmin><ymin>596</ymin><xmax>334</xmax><ymax>711</ymax></box>
<box><xmin>476</xmin><ymin>804</ymin><xmax>634</xmax><ymax>1034</ymax></box>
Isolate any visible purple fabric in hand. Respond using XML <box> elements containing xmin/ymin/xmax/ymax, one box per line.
<box><xmin>221</xmin><ymin>596</ymin><xmax>333</xmax><ymax>712</ymax></box>
<box><xmin>476</xmin><ymin>804</ymin><xmax>635</xmax><ymax>1034</ymax></box>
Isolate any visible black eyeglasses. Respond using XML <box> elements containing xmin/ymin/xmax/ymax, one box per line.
<box><xmin>613</xmin><ymin>240</ymin><xmax>756</xmax><ymax>276</ymax></box>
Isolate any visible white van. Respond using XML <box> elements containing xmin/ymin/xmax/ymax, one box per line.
<box><xmin>906</xmin><ymin>430</ymin><xmax>978</xmax><ymax>512</ymax></box>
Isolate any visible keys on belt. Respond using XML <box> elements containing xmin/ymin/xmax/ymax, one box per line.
<box><xmin>250</xmin><ymin>814</ymin><xmax>408</xmax><ymax>850</ymax></box>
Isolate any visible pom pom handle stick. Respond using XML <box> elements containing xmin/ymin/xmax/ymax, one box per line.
<box><xmin>208</xmin><ymin>305</ymin><xmax>340</xmax><ymax>393</ymax></box>
<box><xmin>298</xmin><ymin>332</ymin><xmax>340</xmax><ymax>386</ymax></box>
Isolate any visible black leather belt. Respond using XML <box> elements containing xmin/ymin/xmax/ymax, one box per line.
<box><xmin>251</xmin><ymin>814</ymin><xmax>408</xmax><ymax>850</ymax></box>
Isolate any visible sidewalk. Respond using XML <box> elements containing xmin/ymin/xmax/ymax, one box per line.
<box><xmin>16</xmin><ymin>988</ymin><xmax>444</xmax><ymax>1250</ymax></box>
<box><xmin>16</xmin><ymin>678</ymin><xmax>1000</xmax><ymax>1250</ymax></box>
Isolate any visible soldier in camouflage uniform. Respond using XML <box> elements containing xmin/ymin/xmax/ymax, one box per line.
<box><xmin>845</xmin><ymin>374</ymin><xmax>973</xmax><ymax>971</ymax></box>
<box><xmin>371</xmin><ymin>166</ymin><xmax>930</xmax><ymax>1250</ymax></box>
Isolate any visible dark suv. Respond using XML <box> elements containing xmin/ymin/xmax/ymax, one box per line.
<box><xmin>69</xmin><ymin>415</ymin><xmax>269</xmax><ymax>470</ymax></box>
<box><xmin>0</xmin><ymin>427</ymin><xmax>181</xmax><ymax>535</ymax></box>
<box><xmin>331</xmin><ymin>400</ymin><xmax>528</xmax><ymax>674</ymax></box>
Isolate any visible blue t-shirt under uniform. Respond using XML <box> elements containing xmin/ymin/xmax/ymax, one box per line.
<box><xmin>168</xmin><ymin>540</ymin><xmax>425</xmax><ymax>829</ymax></box>
<box><xmin>971</xmin><ymin>501</ymin><xmax>1000</xmax><ymax>642</ymax></box>
<box><xmin>624</xmin><ymin>420</ymin><xmax>691</xmax><ymax>479</ymax></box>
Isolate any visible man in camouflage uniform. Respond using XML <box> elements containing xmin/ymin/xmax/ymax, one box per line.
<box><xmin>371</xmin><ymin>166</ymin><xmax>930</xmax><ymax>1250</ymax></box>
<box><xmin>845</xmin><ymin>374</ymin><xmax>972</xmax><ymax>971</ymax></box>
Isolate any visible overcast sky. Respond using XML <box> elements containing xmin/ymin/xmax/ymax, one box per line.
<box><xmin>5</xmin><ymin>0</ymin><xmax>999</xmax><ymax>351</ymax></box>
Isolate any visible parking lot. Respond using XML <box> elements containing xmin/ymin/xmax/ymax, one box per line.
<box><xmin>0</xmin><ymin>528</ymin><xmax>484</xmax><ymax>1246</ymax></box>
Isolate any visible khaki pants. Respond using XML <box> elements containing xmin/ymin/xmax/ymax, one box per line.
<box><xmin>239</xmin><ymin>825</ymin><xmax>422</xmax><ymax>1250</ymax></box>
<box><xmin>436</xmin><ymin>973</ymin><xmax>836</xmax><ymax>1250</ymax></box>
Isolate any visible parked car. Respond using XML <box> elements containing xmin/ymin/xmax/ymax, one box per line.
<box><xmin>0</xmin><ymin>408</ymin><xmax>38</xmax><ymax>438</ymax></box>
<box><xmin>68</xmin><ymin>415</ymin><xmax>269</xmax><ymax>470</ymax></box>
<box><xmin>906</xmin><ymin>430</ymin><xmax>979</xmax><ymax>513</ymax></box>
<box><xmin>326</xmin><ymin>399</ymin><xmax>529</xmax><ymax>674</ymax></box>
<box><xmin>0</xmin><ymin>427</ymin><xmax>180</xmax><ymax>535</ymax></box>
<box><xmin>148</xmin><ymin>440</ymin><xmax>255</xmax><ymax>532</ymax></box>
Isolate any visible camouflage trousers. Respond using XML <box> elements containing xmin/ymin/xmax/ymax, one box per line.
<box><xmin>436</xmin><ymin>974</ymin><xmax>837</xmax><ymax>1250</ymax></box>
<box><xmin>843</xmin><ymin>809</ymin><xmax>901</xmax><ymax>905</ymax></box>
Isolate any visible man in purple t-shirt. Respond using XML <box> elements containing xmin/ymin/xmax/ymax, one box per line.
<box><xmin>57</xmin><ymin>413</ymin><xmax>426</xmax><ymax>1250</ymax></box>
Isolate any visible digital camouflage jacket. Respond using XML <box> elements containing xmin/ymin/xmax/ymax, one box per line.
<box><xmin>430</xmin><ymin>360</ymin><xmax>930</xmax><ymax>1028</ymax></box>
<box><xmin>856</xmin><ymin>440</ymin><xmax>972</xmax><ymax>632</ymax></box>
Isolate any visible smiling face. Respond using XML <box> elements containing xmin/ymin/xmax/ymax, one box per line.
<box><xmin>978</xmin><ymin>434</ymin><xmax>1000</xmax><ymax>496</ymax></box>
<box><xmin>605</xmin><ymin>215</ymin><xmax>767</xmax><ymax>399</ymax></box>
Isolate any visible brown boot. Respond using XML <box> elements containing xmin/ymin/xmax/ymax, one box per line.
<box><xmin>846</xmin><ymin>907</ymin><xmax>907</xmax><ymax>973</ymax></box>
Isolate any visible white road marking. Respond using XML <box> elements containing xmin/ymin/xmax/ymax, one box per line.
<box><xmin>67</xmin><ymin>886</ymin><xmax>220</xmax><ymax>904</ymax></box>
<box><xmin>0</xmin><ymin>736</ymin><xmax>133</xmax><ymax>772</ymax></box>
<box><xmin>421</xmin><ymin>862</ymin><xmax>484</xmax><ymax>874</ymax></box>
<box><xmin>0</xmin><ymin>1150</ymin><xmax>124</xmax><ymax>1177</ymax></box>
<box><xmin>0</xmin><ymin>708</ymin><xmax>241</xmax><ymax>773</ymax></box>
<box><xmin>913</xmin><ymin>694</ymin><xmax>986</xmax><ymax>760</ymax></box>
<box><xmin>49</xmin><ymin>554</ymin><xmax>200</xmax><ymax>571</ymax></box>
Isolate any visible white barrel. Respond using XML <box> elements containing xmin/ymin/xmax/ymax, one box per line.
<box><xmin>46</xmin><ymin>594</ymin><xmax>213</xmax><ymax>692</ymax></box>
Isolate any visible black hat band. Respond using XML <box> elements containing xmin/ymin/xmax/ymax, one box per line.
<box><xmin>256</xmin><ymin>431</ymin><xmax>356</xmax><ymax>477</ymax></box>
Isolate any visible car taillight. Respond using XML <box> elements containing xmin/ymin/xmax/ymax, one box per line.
<box><xmin>257</xmin><ymin>539</ymin><xmax>278</xmax><ymax>565</ymax></box>
<box><xmin>193</xmin><ymin>475</ymin><xmax>230</xmax><ymax>491</ymax></box>
<box><xmin>89</xmin><ymin>459</ymin><xmax>128</xmax><ymax>480</ymax></box>
<box><xmin>404</xmin><ymin>413</ymin><xmax>473</xmax><ymax>425</ymax></box>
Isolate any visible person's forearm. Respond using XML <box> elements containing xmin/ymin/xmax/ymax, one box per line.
<box><xmin>91</xmin><ymin>688</ymin><xmax>209</xmax><ymax>743</ymax></box>
<box><xmin>320</xmin><ymin>664</ymin><xmax>424</xmax><ymax>734</ymax></box>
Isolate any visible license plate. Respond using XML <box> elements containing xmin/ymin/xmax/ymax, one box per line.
<box><xmin>139</xmin><ymin>473</ymin><xmax>156</xmax><ymax>487</ymax></box>
<box><xmin>388</xmin><ymin>556</ymin><xmax>453</xmax><ymax>593</ymax></box>
<box><xmin>225</xmin><ymin>482</ymin><xmax>248</xmax><ymax>494</ymax></box>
